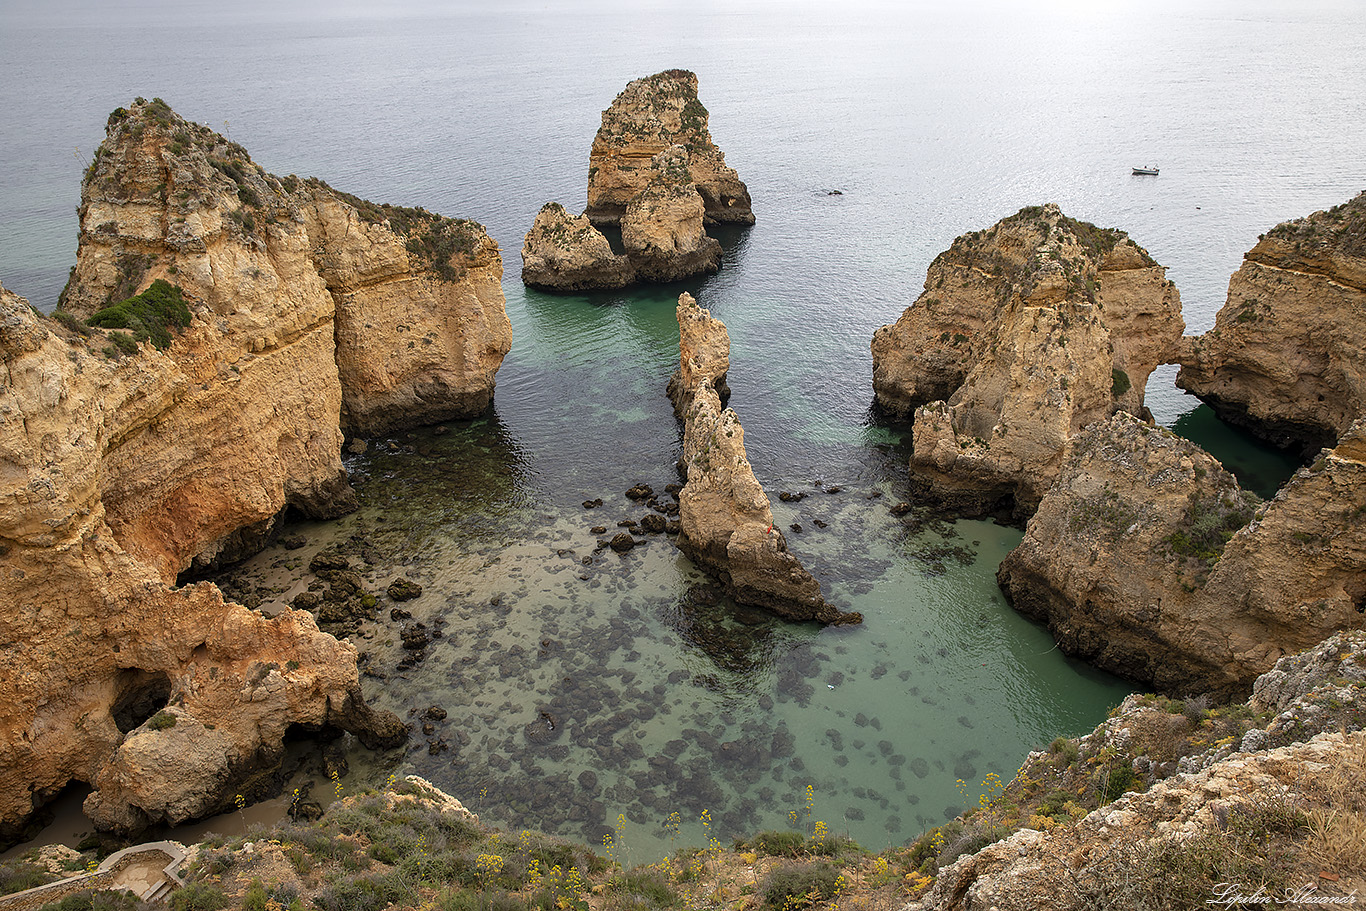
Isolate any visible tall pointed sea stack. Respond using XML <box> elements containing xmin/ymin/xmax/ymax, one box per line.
<box><xmin>585</xmin><ymin>69</ymin><xmax>753</xmax><ymax>228</ymax></box>
<box><xmin>871</xmin><ymin>204</ymin><xmax>1184</xmax><ymax>518</ymax></box>
<box><xmin>672</xmin><ymin>294</ymin><xmax>859</xmax><ymax>625</ymax></box>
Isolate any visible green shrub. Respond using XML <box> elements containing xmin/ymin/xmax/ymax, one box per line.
<box><xmin>748</xmin><ymin>830</ymin><xmax>806</xmax><ymax>857</ymax></box>
<box><xmin>0</xmin><ymin>860</ymin><xmax>54</xmax><ymax>895</ymax></box>
<box><xmin>312</xmin><ymin>871</ymin><xmax>416</xmax><ymax>911</ymax></box>
<box><xmin>169</xmin><ymin>883</ymin><xmax>229</xmax><ymax>911</ymax></box>
<box><xmin>38</xmin><ymin>890</ymin><xmax>139</xmax><ymax>911</ymax></box>
<box><xmin>760</xmin><ymin>863</ymin><xmax>842</xmax><ymax>910</ymax></box>
<box><xmin>86</xmin><ymin>279</ymin><xmax>191</xmax><ymax>351</ymax></box>
<box><xmin>148</xmin><ymin>711</ymin><xmax>177</xmax><ymax>730</ymax></box>
<box><xmin>51</xmin><ymin>310</ymin><xmax>94</xmax><ymax>337</ymax></box>
<box><xmin>604</xmin><ymin>867</ymin><xmax>677</xmax><ymax>910</ymax></box>
<box><xmin>1111</xmin><ymin>367</ymin><xmax>1131</xmax><ymax>397</ymax></box>
<box><xmin>1097</xmin><ymin>764</ymin><xmax>1139</xmax><ymax>804</ymax></box>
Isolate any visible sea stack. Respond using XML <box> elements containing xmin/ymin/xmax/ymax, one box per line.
<box><xmin>585</xmin><ymin>69</ymin><xmax>753</xmax><ymax>228</ymax></box>
<box><xmin>0</xmin><ymin>97</ymin><xmax>520</xmax><ymax>842</ymax></box>
<box><xmin>672</xmin><ymin>294</ymin><xmax>859</xmax><ymax>625</ymax></box>
<box><xmin>522</xmin><ymin>69</ymin><xmax>751</xmax><ymax>292</ymax></box>
<box><xmin>1177</xmin><ymin>190</ymin><xmax>1366</xmax><ymax>455</ymax></box>
<box><xmin>871</xmin><ymin>204</ymin><xmax>1184</xmax><ymax>518</ymax></box>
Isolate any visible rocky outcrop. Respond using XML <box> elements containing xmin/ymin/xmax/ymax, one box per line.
<box><xmin>907</xmin><ymin>632</ymin><xmax>1366</xmax><ymax>910</ymax></box>
<box><xmin>0</xmin><ymin>97</ymin><xmax>521</xmax><ymax>843</ymax></box>
<box><xmin>585</xmin><ymin>69</ymin><xmax>753</xmax><ymax>228</ymax></box>
<box><xmin>667</xmin><ymin>292</ymin><xmax>730</xmax><ymax>417</ymax></box>
<box><xmin>872</xmin><ymin>204</ymin><xmax>1183</xmax><ymax>517</ymax></box>
<box><xmin>621</xmin><ymin>146</ymin><xmax>722</xmax><ymax>283</ymax></box>
<box><xmin>1177</xmin><ymin>191</ymin><xmax>1366</xmax><ymax>454</ymax></box>
<box><xmin>520</xmin><ymin>203</ymin><xmax>634</xmax><ymax>291</ymax></box>
<box><xmin>671</xmin><ymin>295</ymin><xmax>858</xmax><ymax>625</ymax></box>
<box><xmin>997</xmin><ymin>411</ymin><xmax>1366</xmax><ymax>698</ymax></box>
<box><xmin>61</xmin><ymin>99</ymin><xmax>512</xmax><ymax>438</ymax></box>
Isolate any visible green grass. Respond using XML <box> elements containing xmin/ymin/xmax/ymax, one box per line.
<box><xmin>86</xmin><ymin>279</ymin><xmax>191</xmax><ymax>351</ymax></box>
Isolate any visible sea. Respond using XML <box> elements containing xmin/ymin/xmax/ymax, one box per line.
<box><xmin>2</xmin><ymin>0</ymin><xmax>1364</xmax><ymax>859</ymax></box>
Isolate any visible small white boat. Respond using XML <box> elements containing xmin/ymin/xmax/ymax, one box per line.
<box><xmin>1132</xmin><ymin>166</ymin><xmax>1160</xmax><ymax>176</ymax></box>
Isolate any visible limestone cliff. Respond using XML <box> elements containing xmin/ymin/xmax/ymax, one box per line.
<box><xmin>61</xmin><ymin>98</ymin><xmax>512</xmax><ymax>438</ymax></box>
<box><xmin>671</xmin><ymin>295</ymin><xmax>859</xmax><ymax>625</ymax></box>
<box><xmin>621</xmin><ymin>147</ymin><xmax>722</xmax><ymax>283</ymax></box>
<box><xmin>520</xmin><ymin>203</ymin><xmax>634</xmax><ymax>291</ymax></box>
<box><xmin>1177</xmin><ymin>191</ymin><xmax>1366</xmax><ymax>453</ymax></box>
<box><xmin>997</xmin><ymin>411</ymin><xmax>1366</xmax><ymax>698</ymax></box>
<box><xmin>0</xmin><ymin>286</ymin><xmax>404</xmax><ymax>843</ymax></box>
<box><xmin>585</xmin><ymin>69</ymin><xmax>753</xmax><ymax>227</ymax></box>
<box><xmin>872</xmin><ymin>205</ymin><xmax>1183</xmax><ymax>517</ymax></box>
<box><xmin>0</xmin><ymin>97</ymin><xmax>517</xmax><ymax>843</ymax></box>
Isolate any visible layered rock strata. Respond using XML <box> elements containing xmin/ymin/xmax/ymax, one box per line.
<box><xmin>671</xmin><ymin>294</ymin><xmax>859</xmax><ymax>625</ymax></box>
<box><xmin>909</xmin><ymin>631</ymin><xmax>1366</xmax><ymax>909</ymax></box>
<box><xmin>0</xmin><ymin>97</ymin><xmax>516</xmax><ymax>841</ymax></box>
<box><xmin>667</xmin><ymin>291</ymin><xmax>730</xmax><ymax>417</ymax></box>
<box><xmin>585</xmin><ymin>69</ymin><xmax>753</xmax><ymax>227</ymax></box>
<box><xmin>1177</xmin><ymin>190</ymin><xmax>1366</xmax><ymax>454</ymax></box>
<box><xmin>520</xmin><ymin>203</ymin><xmax>634</xmax><ymax>291</ymax></box>
<box><xmin>997</xmin><ymin>411</ymin><xmax>1366</xmax><ymax>697</ymax></box>
<box><xmin>872</xmin><ymin>204</ymin><xmax>1183</xmax><ymax>517</ymax></box>
<box><xmin>61</xmin><ymin>99</ymin><xmax>512</xmax><ymax>438</ymax></box>
<box><xmin>621</xmin><ymin>146</ymin><xmax>722</xmax><ymax>283</ymax></box>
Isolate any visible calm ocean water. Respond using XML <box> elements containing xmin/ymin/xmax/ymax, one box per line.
<box><xmin>2</xmin><ymin>0</ymin><xmax>1363</xmax><ymax>854</ymax></box>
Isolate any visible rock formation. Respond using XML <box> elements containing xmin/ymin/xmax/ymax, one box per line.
<box><xmin>0</xmin><ymin>97</ymin><xmax>517</xmax><ymax>843</ymax></box>
<box><xmin>671</xmin><ymin>294</ymin><xmax>859</xmax><ymax>625</ymax></box>
<box><xmin>621</xmin><ymin>146</ymin><xmax>722</xmax><ymax>282</ymax></box>
<box><xmin>997</xmin><ymin>411</ymin><xmax>1366</xmax><ymax>698</ymax></box>
<box><xmin>520</xmin><ymin>203</ymin><xmax>634</xmax><ymax>291</ymax></box>
<box><xmin>871</xmin><ymin>204</ymin><xmax>1184</xmax><ymax>517</ymax></box>
<box><xmin>61</xmin><ymin>98</ymin><xmax>512</xmax><ymax>438</ymax></box>
<box><xmin>1177</xmin><ymin>190</ymin><xmax>1366</xmax><ymax>454</ymax></box>
<box><xmin>907</xmin><ymin>630</ymin><xmax>1366</xmax><ymax>909</ymax></box>
<box><xmin>585</xmin><ymin>69</ymin><xmax>753</xmax><ymax>228</ymax></box>
<box><xmin>667</xmin><ymin>291</ymin><xmax>730</xmax><ymax>417</ymax></box>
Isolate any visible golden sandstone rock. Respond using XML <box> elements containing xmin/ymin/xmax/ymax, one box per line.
<box><xmin>0</xmin><ymin>98</ymin><xmax>512</xmax><ymax>841</ymax></box>
<box><xmin>672</xmin><ymin>294</ymin><xmax>858</xmax><ymax>625</ymax></box>
<box><xmin>872</xmin><ymin>204</ymin><xmax>1183</xmax><ymax>518</ymax></box>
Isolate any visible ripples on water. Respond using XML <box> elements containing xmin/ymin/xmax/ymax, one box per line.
<box><xmin>2</xmin><ymin>0</ymin><xmax>1363</xmax><ymax>856</ymax></box>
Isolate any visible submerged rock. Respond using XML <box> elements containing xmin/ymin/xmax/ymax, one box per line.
<box><xmin>872</xmin><ymin>204</ymin><xmax>1183</xmax><ymax>518</ymax></box>
<box><xmin>1177</xmin><ymin>190</ymin><xmax>1366</xmax><ymax>454</ymax></box>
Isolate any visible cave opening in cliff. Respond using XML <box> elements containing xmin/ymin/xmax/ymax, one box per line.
<box><xmin>110</xmin><ymin>669</ymin><xmax>171</xmax><ymax>734</ymax></box>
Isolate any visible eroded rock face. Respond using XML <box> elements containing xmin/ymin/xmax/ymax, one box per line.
<box><xmin>0</xmin><ymin>285</ymin><xmax>405</xmax><ymax>842</ymax></box>
<box><xmin>621</xmin><ymin>147</ymin><xmax>722</xmax><ymax>283</ymax></box>
<box><xmin>997</xmin><ymin>411</ymin><xmax>1366</xmax><ymax>697</ymax></box>
<box><xmin>0</xmin><ymin>98</ymin><xmax>525</xmax><ymax>842</ymax></box>
<box><xmin>667</xmin><ymin>292</ymin><xmax>730</xmax><ymax>417</ymax></box>
<box><xmin>671</xmin><ymin>295</ymin><xmax>858</xmax><ymax>625</ymax></box>
<box><xmin>872</xmin><ymin>204</ymin><xmax>1183</xmax><ymax>517</ymax></box>
<box><xmin>585</xmin><ymin>69</ymin><xmax>753</xmax><ymax>227</ymax></box>
<box><xmin>1177</xmin><ymin>191</ymin><xmax>1366</xmax><ymax>454</ymax></box>
<box><xmin>62</xmin><ymin>99</ymin><xmax>511</xmax><ymax>439</ymax></box>
<box><xmin>520</xmin><ymin>202</ymin><xmax>634</xmax><ymax>291</ymax></box>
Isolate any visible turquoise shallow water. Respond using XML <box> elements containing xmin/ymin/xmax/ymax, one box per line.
<box><xmin>3</xmin><ymin>0</ymin><xmax>1363</xmax><ymax>857</ymax></box>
